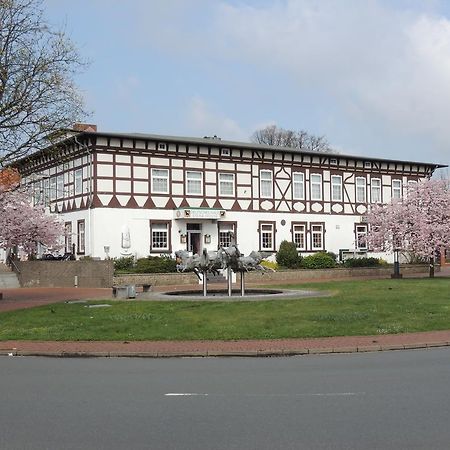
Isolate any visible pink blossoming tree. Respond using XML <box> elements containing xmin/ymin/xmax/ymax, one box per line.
<box><xmin>0</xmin><ymin>187</ymin><xmax>64</xmax><ymax>255</ymax></box>
<box><xmin>367</xmin><ymin>179</ymin><xmax>450</xmax><ymax>277</ymax></box>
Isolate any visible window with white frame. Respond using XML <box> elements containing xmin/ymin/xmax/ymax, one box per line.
<box><xmin>218</xmin><ymin>173</ymin><xmax>234</xmax><ymax>197</ymax></box>
<box><xmin>292</xmin><ymin>223</ymin><xmax>306</xmax><ymax>250</ymax></box>
<box><xmin>371</xmin><ymin>178</ymin><xmax>381</xmax><ymax>203</ymax></box>
<box><xmin>311</xmin><ymin>224</ymin><xmax>324</xmax><ymax>250</ymax></box>
<box><xmin>49</xmin><ymin>176</ymin><xmax>57</xmax><ymax>201</ymax></box>
<box><xmin>310</xmin><ymin>174</ymin><xmax>322</xmax><ymax>200</ymax></box>
<box><xmin>355</xmin><ymin>224</ymin><xmax>368</xmax><ymax>250</ymax></box>
<box><xmin>65</xmin><ymin>222</ymin><xmax>72</xmax><ymax>253</ymax></box>
<box><xmin>331</xmin><ymin>175</ymin><xmax>342</xmax><ymax>202</ymax></box>
<box><xmin>259</xmin><ymin>222</ymin><xmax>275</xmax><ymax>251</ymax></box>
<box><xmin>77</xmin><ymin>220</ymin><xmax>85</xmax><ymax>254</ymax></box>
<box><xmin>151</xmin><ymin>168</ymin><xmax>169</xmax><ymax>193</ymax></box>
<box><xmin>260</xmin><ymin>170</ymin><xmax>273</xmax><ymax>198</ymax></box>
<box><xmin>186</xmin><ymin>171</ymin><xmax>203</xmax><ymax>195</ymax></box>
<box><xmin>150</xmin><ymin>221</ymin><xmax>170</xmax><ymax>251</ymax></box>
<box><xmin>218</xmin><ymin>222</ymin><xmax>236</xmax><ymax>248</ymax></box>
<box><xmin>74</xmin><ymin>169</ymin><xmax>83</xmax><ymax>195</ymax></box>
<box><xmin>392</xmin><ymin>179</ymin><xmax>402</xmax><ymax>199</ymax></box>
<box><xmin>356</xmin><ymin>177</ymin><xmax>366</xmax><ymax>203</ymax></box>
<box><xmin>292</xmin><ymin>172</ymin><xmax>305</xmax><ymax>200</ymax></box>
<box><xmin>57</xmin><ymin>175</ymin><xmax>64</xmax><ymax>199</ymax></box>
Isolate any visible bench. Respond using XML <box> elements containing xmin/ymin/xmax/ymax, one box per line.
<box><xmin>112</xmin><ymin>284</ymin><xmax>152</xmax><ymax>299</ymax></box>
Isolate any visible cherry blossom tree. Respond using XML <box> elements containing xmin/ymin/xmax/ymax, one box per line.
<box><xmin>0</xmin><ymin>186</ymin><xmax>64</xmax><ymax>255</ymax></box>
<box><xmin>367</xmin><ymin>179</ymin><xmax>450</xmax><ymax>278</ymax></box>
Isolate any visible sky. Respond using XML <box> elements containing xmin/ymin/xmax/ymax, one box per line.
<box><xmin>43</xmin><ymin>0</ymin><xmax>450</xmax><ymax>173</ymax></box>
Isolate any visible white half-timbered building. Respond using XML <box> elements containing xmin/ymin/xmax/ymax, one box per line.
<box><xmin>14</xmin><ymin>124</ymin><xmax>445</xmax><ymax>261</ymax></box>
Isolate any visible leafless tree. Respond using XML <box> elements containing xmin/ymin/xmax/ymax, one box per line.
<box><xmin>0</xmin><ymin>0</ymin><xmax>88</xmax><ymax>167</ymax></box>
<box><xmin>251</xmin><ymin>125</ymin><xmax>333</xmax><ymax>153</ymax></box>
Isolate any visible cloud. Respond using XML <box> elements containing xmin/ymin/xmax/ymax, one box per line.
<box><xmin>185</xmin><ymin>97</ymin><xmax>248</xmax><ymax>141</ymax></box>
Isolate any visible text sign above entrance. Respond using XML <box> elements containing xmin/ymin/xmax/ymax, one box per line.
<box><xmin>174</xmin><ymin>208</ymin><xmax>226</xmax><ymax>220</ymax></box>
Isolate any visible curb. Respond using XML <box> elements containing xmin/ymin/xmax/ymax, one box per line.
<box><xmin>1</xmin><ymin>341</ymin><xmax>449</xmax><ymax>358</ymax></box>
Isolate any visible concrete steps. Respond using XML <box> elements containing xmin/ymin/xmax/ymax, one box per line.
<box><xmin>0</xmin><ymin>272</ymin><xmax>20</xmax><ymax>288</ymax></box>
<box><xmin>0</xmin><ymin>263</ymin><xmax>11</xmax><ymax>273</ymax></box>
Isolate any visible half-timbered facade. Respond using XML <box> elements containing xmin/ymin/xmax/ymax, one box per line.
<box><xmin>15</xmin><ymin>125</ymin><xmax>445</xmax><ymax>260</ymax></box>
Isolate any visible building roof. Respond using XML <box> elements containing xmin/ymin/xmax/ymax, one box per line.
<box><xmin>16</xmin><ymin>129</ymin><xmax>449</xmax><ymax>169</ymax></box>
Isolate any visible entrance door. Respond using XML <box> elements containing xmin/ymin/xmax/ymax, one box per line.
<box><xmin>187</xmin><ymin>223</ymin><xmax>202</xmax><ymax>254</ymax></box>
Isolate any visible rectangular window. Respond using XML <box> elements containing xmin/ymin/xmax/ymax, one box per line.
<box><xmin>150</xmin><ymin>221</ymin><xmax>170</xmax><ymax>252</ymax></box>
<box><xmin>65</xmin><ymin>222</ymin><xmax>72</xmax><ymax>254</ymax></box>
<box><xmin>292</xmin><ymin>223</ymin><xmax>306</xmax><ymax>250</ymax></box>
<box><xmin>260</xmin><ymin>170</ymin><xmax>273</xmax><ymax>198</ymax></box>
<box><xmin>218</xmin><ymin>222</ymin><xmax>236</xmax><ymax>248</ymax></box>
<box><xmin>151</xmin><ymin>168</ymin><xmax>169</xmax><ymax>194</ymax></box>
<box><xmin>371</xmin><ymin>178</ymin><xmax>381</xmax><ymax>203</ymax></box>
<box><xmin>57</xmin><ymin>175</ymin><xmax>64</xmax><ymax>199</ymax></box>
<box><xmin>311</xmin><ymin>224</ymin><xmax>324</xmax><ymax>250</ymax></box>
<box><xmin>310</xmin><ymin>174</ymin><xmax>322</xmax><ymax>201</ymax></box>
<box><xmin>331</xmin><ymin>175</ymin><xmax>342</xmax><ymax>202</ymax></box>
<box><xmin>356</xmin><ymin>224</ymin><xmax>368</xmax><ymax>250</ymax></box>
<box><xmin>259</xmin><ymin>222</ymin><xmax>275</xmax><ymax>251</ymax></box>
<box><xmin>50</xmin><ymin>176</ymin><xmax>57</xmax><ymax>201</ymax></box>
<box><xmin>392</xmin><ymin>179</ymin><xmax>402</xmax><ymax>199</ymax></box>
<box><xmin>218</xmin><ymin>173</ymin><xmax>235</xmax><ymax>197</ymax></box>
<box><xmin>292</xmin><ymin>172</ymin><xmax>305</xmax><ymax>200</ymax></box>
<box><xmin>74</xmin><ymin>169</ymin><xmax>83</xmax><ymax>195</ymax></box>
<box><xmin>356</xmin><ymin>177</ymin><xmax>366</xmax><ymax>203</ymax></box>
<box><xmin>186</xmin><ymin>171</ymin><xmax>203</xmax><ymax>195</ymax></box>
<box><xmin>77</xmin><ymin>220</ymin><xmax>85</xmax><ymax>254</ymax></box>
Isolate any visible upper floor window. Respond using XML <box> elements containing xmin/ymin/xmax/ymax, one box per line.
<box><xmin>186</xmin><ymin>171</ymin><xmax>203</xmax><ymax>195</ymax></box>
<box><xmin>260</xmin><ymin>170</ymin><xmax>273</xmax><ymax>198</ymax></box>
<box><xmin>292</xmin><ymin>172</ymin><xmax>305</xmax><ymax>200</ymax></box>
<box><xmin>151</xmin><ymin>168</ymin><xmax>169</xmax><ymax>194</ymax></box>
<box><xmin>74</xmin><ymin>169</ymin><xmax>83</xmax><ymax>195</ymax></box>
<box><xmin>356</xmin><ymin>177</ymin><xmax>366</xmax><ymax>203</ymax></box>
<box><xmin>50</xmin><ymin>176</ymin><xmax>57</xmax><ymax>201</ymax></box>
<box><xmin>218</xmin><ymin>173</ymin><xmax>235</xmax><ymax>197</ymax></box>
<box><xmin>57</xmin><ymin>175</ymin><xmax>64</xmax><ymax>199</ymax></box>
<box><xmin>392</xmin><ymin>179</ymin><xmax>402</xmax><ymax>199</ymax></box>
<box><xmin>310</xmin><ymin>174</ymin><xmax>322</xmax><ymax>201</ymax></box>
<box><xmin>371</xmin><ymin>178</ymin><xmax>381</xmax><ymax>203</ymax></box>
<box><xmin>331</xmin><ymin>175</ymin><xmax>342</xmax><ymax>202</ymax></box>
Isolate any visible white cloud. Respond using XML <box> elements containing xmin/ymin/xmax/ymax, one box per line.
<box><xmin>185</xmin><ymin>97</ymin><xmax>248</xmax><ymax>141</ymax></box>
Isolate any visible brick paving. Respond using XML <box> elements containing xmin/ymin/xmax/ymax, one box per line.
<box><xmin>0</xmin><ymin>266</ymin><xmax>449</xmax><ymax>357</ymax></box>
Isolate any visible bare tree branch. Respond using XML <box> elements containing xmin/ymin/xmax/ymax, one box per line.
<box><xmin>0</xmin><ymin>0</ymin><xmax>88</xmax><ymax>167</ymax></box>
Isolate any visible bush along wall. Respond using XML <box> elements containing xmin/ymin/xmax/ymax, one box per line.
<box><xmin>114</xmin><ymin>256</ymin><xmax>177</xmax><ymax>273</ymax></box>
<box><xmin>276</xmin><ymin>240</ymin><xmax>302</xmax><ymax>269</ymax></box>
<box><xmin>301</xmin><ymin>252</ymin><xmax>337</xmax><ymax>269</ymax></box>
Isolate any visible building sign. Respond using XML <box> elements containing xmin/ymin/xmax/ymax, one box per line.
<box><xmin>174</xmin><ymin>208</ymin><xmax>226</xmax><ymax>220</ymax></box>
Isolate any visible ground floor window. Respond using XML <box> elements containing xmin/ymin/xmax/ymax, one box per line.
<box><xmin>65</xmin><ymin>222</ymin><xmax>72</xmax><ymax>254</ymax></box>
<box><xmin>150</xmin><ymin>221</ymin><xmax>171</xmax><ymax>253</ymax></box>
<box><xmin>218</xmin><ymin>222</ymin><xmax>236</xmax><ymax>248</ymax></box>
<box><xmin>311</xmin><ymin>223</ymin><xmax>325</xmax><ymax>251</ymax></box>
<box><xmin>259</xmin><ymin>222</ymin><xmax>275</xmax><ymax>251</ymax></box>
<box><xmin>291</xmin><ymin>222</ymin><xmax>306</xmax><ymax>251</ymax></box>
<box><xmin>355</xmin><ymin>224</ymin><xmax>368</xmax><ymax>250</ymax></box>
<box><xmin>77</xmin><ymin>220</ymin><xmax>85</xmax><ymax>254</ymax></box>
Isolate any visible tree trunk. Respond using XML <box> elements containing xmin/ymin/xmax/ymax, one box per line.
<box><xmin>429</xmin><ymin>257</ymin><xmax>435</xmax><ymax>278</ymax></box>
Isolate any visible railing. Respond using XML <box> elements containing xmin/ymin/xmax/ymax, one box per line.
<box><xmin>6</xmin><ymin>255</ymin><xmax>20</xmax><ymax>274</ymax></box>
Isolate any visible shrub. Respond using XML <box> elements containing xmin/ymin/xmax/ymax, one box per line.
<box><xmin>134</xmin><ymin>256</ymin><xmax>177</xmax><ymax>273</ymax></box>
<box><xmin>342</xmin><ymin>257</ymin><xmax>382</xmax><ymax>268</ymax></box>
<box><xmin>301</xmin><ymin>252</ymin><xmax>336</xmax><ymax>269</ymax></box>
<box><xmin>276</xmin><ymin>240</ymin><xmax>302</xmax><ymax>269</ymax></box>
<box><xmin>261</xmin><ymin>259</ymin><xmax>278</xmax><ymax>271</ymax></box>
<box><xmin>113</xmin><ymin>256</ymin><xmax>135</xmax><ymax>272</ymax></box>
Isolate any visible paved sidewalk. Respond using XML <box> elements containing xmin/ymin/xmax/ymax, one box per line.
<box><xmin>1</xmin><ymin>330</ymin><xmax>450</xmax><ymax>358</ymax></box>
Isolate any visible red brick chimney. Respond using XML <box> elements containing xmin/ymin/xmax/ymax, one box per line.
<box><xmin>72</xmin><ymin>123</ymin><xmax>97</xmax><ymax>132</ymax></box>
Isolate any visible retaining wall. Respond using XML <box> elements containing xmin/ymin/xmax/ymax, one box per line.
<box><xmin>16</xmin><ymin>260</ymin><xmax>114</xmax><ymax>288</ymax></box>
<box><xmin>113</xmin><ymin>272</ymin><xmax>198</xmax><ymax>287</ymax></box>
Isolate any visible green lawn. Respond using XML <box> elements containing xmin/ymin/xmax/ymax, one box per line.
<box><xmin>1</xmin><ymin>278</ymin><xmax>450</xmax><ymax>341</ymax></box>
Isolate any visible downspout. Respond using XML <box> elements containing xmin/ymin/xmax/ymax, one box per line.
<box><xmin>74</xmin><ymin>135</ymin><xmax>93</xmax><ymax>256</ymax></box>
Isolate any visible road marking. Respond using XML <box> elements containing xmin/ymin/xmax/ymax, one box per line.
<box><xmin>165</xmin><ymin>392</ymin><xmax>364</xmax><ymax>397</ymax></box>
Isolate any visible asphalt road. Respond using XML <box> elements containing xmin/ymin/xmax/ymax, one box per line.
<box><xmin>1</xmin><ymin>349</ymin><xmax>450</xmax><ymax>450</ymax></box>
